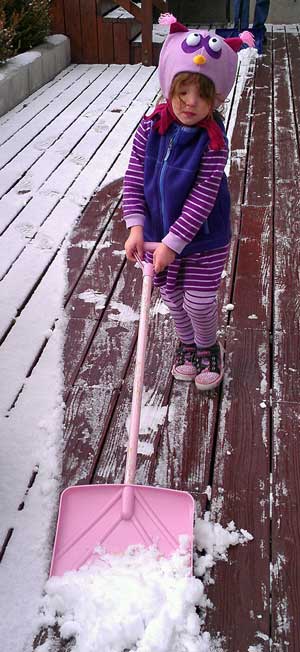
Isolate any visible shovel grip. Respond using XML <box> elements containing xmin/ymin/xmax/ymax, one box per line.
<box><xmin>144</xmin><ymin>241</ymin><xmax>160</xmax><ymax>253</ymax></box>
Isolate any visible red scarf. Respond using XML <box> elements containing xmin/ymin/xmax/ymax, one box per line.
<box><xmin>145</xmin><ymin>99</ymin><xmax>225</xmax><ymax>151</ymax></box>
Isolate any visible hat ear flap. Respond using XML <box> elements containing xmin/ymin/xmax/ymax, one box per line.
<box><xmin>224</xmin><ymin>37</ymin><xmax>243</xmax><ymax>52</ymax></box>
<box><xmin>224</xmin><ymin>30</ymin><xmax>255</xmax><ymax>52</ymax></box>
<box><xmin>159</xmin><ymin>13</ymin><xmax>189</xmax><ymax>33</ymax></box>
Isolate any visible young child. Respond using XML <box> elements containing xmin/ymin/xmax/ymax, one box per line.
<box><xmin>123</xmin><ymin>14</ymin><xmax>254</xmax><ymax>391</ymax></box>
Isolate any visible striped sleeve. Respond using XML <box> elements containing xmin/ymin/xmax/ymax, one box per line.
<box><xmin>162</xmin><ymin>145</ymin><xmax>228</xmax><ymax>254</ymax></box>
<box><xmin>122</xmin><ymin>118</ymin><xmax>151</xmax><ymax>228</ymax></box>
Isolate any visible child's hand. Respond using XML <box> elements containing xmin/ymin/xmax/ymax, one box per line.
<box><xmin>153</xmin><ymin>243</ymin><xmax>176</xmax><ymax>273</ymax></box>
<box><xmin>125</xmin><ymin>226</ymin><xmax>144</xmax><ymax>261</ymax></box>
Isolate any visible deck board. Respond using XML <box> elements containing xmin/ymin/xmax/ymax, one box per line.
<box><xmin>208</xmin><ymin>327</ymin><xmax>271</xmax><ymax>649</ymax></box>
<box><xmin>1</xmin><ymin>26</ymin><xmax>300</xmax><ymax>652</ymax></box>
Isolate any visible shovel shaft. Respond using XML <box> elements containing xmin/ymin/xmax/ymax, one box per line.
<box><xmin>124</xmin><ymin>270</ymin><xmax>153</xmax><ymax>484</ymax></box>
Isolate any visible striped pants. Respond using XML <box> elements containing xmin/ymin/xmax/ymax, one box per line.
<box><xmin>157</xmin><ymin>245</ymin><xmax>229</xmax><ymax>348</ymax></box>
<box><xmin>160</xmin><ymin>286</ymin><xmax>218</xmax><ymax>348</ymax></box>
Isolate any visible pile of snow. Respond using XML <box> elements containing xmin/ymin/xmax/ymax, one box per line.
<box><xmin>39</xmin><ymin>517</ymin><xmax>253</xmax><ymax>652</ymax></box>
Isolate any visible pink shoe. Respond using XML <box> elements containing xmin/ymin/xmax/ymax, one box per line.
<box><xmin>172</xmin><ymin>342</ymin><xmax>197</xmax><ymax>381</ymax></box>
<box><xmin>194</xmin><ymin>343</ymin><xmax>224</xmax><ymax>391</ymax></box>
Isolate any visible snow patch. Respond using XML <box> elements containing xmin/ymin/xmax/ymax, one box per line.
<box><xmin>223</xmin><ymin>303</ymin><xmax>234</xmax><ymax>312</ymax></box>
<box><xmin>109</xmin><ymin>301</ymin><xmax>140</xmax><ymax>322</ymax></box>
<box><xmin>78</xmin><ymin>289</ymin><xmax>107</xmax><ymax>310</ymax></box>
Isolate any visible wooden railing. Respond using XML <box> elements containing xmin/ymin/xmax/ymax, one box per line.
<box><xmin>114</xmin><ymin>0</ymin><xmax>168</xmax><ymax>65</ymax></box>
<box><xmin>50</xmin><ymin>0</ymin><xmax>168</xmax><ymax>65</ymax></box>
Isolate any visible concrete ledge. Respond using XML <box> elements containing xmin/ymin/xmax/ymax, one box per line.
<box><xmin>0</xmin><ymin>34</ymin><xmax>71</xmax><ymax>117</ymax></box>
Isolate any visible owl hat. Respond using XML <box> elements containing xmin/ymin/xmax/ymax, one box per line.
<box><xmin>158</xmin><ymin>14</ymin><xmax>254</xmax><ymax>102</ymax></box>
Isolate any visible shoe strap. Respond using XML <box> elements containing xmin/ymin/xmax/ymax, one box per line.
<box><xmin>194</xmin><ymin>344</ymin><xmax>221</xmax><ymax>373</ymax></box>
<box><xmin>176</xmin><ymin>342</ymin><xmax>196</xmax><ymax>364</ymax></box>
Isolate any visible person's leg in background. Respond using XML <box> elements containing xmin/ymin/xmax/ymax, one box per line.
<box><xmin>233</xmin><ymin>0</ymin><xmax>250</xmax><ymax>31</ymax></box>
<box><xmin>253</xmin><ymin>0</ymin><xmax>270</xmax><ymax>32</ymax></box>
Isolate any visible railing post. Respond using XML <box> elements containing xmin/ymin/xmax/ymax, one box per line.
<box><xmin>141</xmin><ymin>0</ymin><xmax>153</xmax><ymax>65</ymax></box>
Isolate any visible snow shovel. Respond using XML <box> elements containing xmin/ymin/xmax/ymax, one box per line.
<box><xmin>50</xmin><ymin>243</ymin><xmax>195</xmax><ymax>577</ymax></box>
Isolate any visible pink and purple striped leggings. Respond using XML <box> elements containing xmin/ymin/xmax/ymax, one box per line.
<box><xmin>160</xmin><ymin>286</ymin><xmax>218</xmax><ymax>348</ymax></box>
<box><xmin>157</xmin><ymin>245</ymin><xmax>229</xmax><ymax>348</ymax></box>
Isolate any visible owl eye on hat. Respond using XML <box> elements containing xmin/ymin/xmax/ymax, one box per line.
<box><xmin>158</xmin><ymin>13</ymin><xmax>254</xmax><ymax>101</ymax></box>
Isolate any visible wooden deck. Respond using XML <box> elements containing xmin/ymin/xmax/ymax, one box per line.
<box><xmin>1</xmin><ymin>25</ymin><xmax>300</xmax><ymax>652</ymax></box>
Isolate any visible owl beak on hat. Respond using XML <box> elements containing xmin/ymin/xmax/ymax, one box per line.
<box><xmin>193</xmin><ymin>54</ymin><xmax>206</xmax><ymax>65</ymax></box>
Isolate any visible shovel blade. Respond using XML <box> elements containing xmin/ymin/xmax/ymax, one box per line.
<box><xmin>50</xmin><ymin>484</ymin><xmax>194</xmax><ymax>576</ymax></box>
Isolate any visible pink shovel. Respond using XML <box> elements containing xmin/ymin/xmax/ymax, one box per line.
<box><xmin>50</xmin><ymin>244</ymin><xmax>195</xmax><ymax>577</ymax></box>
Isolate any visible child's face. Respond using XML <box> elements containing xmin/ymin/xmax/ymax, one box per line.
<box><xmin>171</xmin><ymin>79</ymin><xmax>211</xmax><ymax>126</ymax></box>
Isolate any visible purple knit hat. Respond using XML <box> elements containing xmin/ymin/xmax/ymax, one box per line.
<box><xmin>158</xmin><ymin>14</ymin><xmax>254</xmax><ymax>102</ymax></box>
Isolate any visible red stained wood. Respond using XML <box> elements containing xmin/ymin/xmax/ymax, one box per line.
<box><xmin>245</xmin><ymin>37</ymin><xmax>273</xmax><ymax>205</ymax></box>
<box><xmin>49</xmin><ymin>0</ymin><xmax>66</xmax><ymax>34</ymax></box>
<box><xmin>65</xmin><ymin>179</ymin><xmax>123</xmax><ymax>298</ymax></box>
<box><xmin>273</xmin><ymin>32</ymin><xmax>300</xmax><ymax>236</ymax></box>
<box><xmin>228</xmin><ymin>55</ymin><xmax>256</xmax><ymax>216</ymax></box>
<box><xmin>64</xmin><ymin>0</ymin><xmax>83</xmax><ymax>62</ymax></box>
<box><xmin>288</xmin><ymin>32</ymin><xmax>300</xmax><ymax>135</ymax></box>
<box><xmin>97</xmin><ymin>16</ymin><xmax>114</xmax><ymax>63</ymax></box>
<box><xmin>140</xmin><ymin>0</ymin><xmax>153</xmax><ymax>65</ymax></box>
<box><xmin>230</xmin><ymin>206</ymin><xmax>273</xmax><ymax>329</ymax></box>
<box><xmin>62</xmin><ymin>259</ymin><xmax>143</xmax><ymax>486</ymax></box>
<box><xmin>92</xmin><ymin>301</ymin><xmax>178</xmax><ymax>485</ymax></box>
<box><xmin>66</xmin><ymin>207</ymin><xmax>127</xmax><ymax>320</ymax></box>
<box><xmin>207</xmin><ymin>327</ymin><xmax>271</xmax><ymax>649</ymax></box>
<box><xmin>273</xmin><ymin>31</ymin><xmax>300</xmax><ymax>330</ymax></box>
<box><xmin>63</xmin><ymin>316</ymin><xmax>98</xmax><ymax>391</ymax></box>
<box><xmin>97</xmin><ymin>0</ymin><xmax>117</xmax><ymax>15</ymax></box>
<box><xmin>69</xmin><ymin>179</ymin><xmax>123</xmax><ymax>247</ymax></box>
<box><xmin>273</xmin><ymin>325</ymin><xmax>300</xmax><ymax>404</ymax></box>
<box><xmin>50</xmin><ymin>0</ymin><xmax>164</xmax><ymax>64</ymax></box>
<box><xmin>151</xmin><ymin>379</ymin><xmax>219</xmax><ymax>505</ymax></box>
<box><xmin>131</xmin><ymin>41</ymin><xmax>164</xmax><ymax>66</ymax></box>
<box><xmin>113</xmin><ymin>22</ymin><xmax>131</xmax><ymax>65</ymax></box>
<box><xmin>80</xmin><ymin>0</ymin><xmax>99</xmax><ymax>63</ymax></box>
<box><xmin>273</xmin><ymin>235</ymin><xmax>300</xmax><ymax>329</ymax></box>
<box><xmin>112</xmin><ymin>17</ymin><xmax>141</xmax><ymax>65</ymax></box>
<box><xmin>272</xmin><ymin>403</ymin><xmax>300</xmax><ymax>650</ymax></box>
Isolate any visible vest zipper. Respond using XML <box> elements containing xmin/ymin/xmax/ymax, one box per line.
<box><xmin>159</xmin><ymin>130</ymin><xmax>179</xmax><ymax>235</ymax></box>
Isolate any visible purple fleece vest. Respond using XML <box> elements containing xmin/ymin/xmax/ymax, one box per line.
<box><xmin>143</xmin><ymin>121</ymin><xmax>231</xmax><ymax>256</ymax></box>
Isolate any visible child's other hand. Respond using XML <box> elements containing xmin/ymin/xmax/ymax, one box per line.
<box><xmin>153</xmin><ymin>243</ymin><xmax>176</xmax><ymax>273</ymax></box>
<box><xmin>125</xmin><ymin>226</ymin><xmax>144</xmax><ymax>261</ymax></box>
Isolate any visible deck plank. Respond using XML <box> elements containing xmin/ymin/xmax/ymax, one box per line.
<box><xmin>207</xmin><ymin>327</ymin><xmax>271</xmax><ymax>650</ymax></box>
<box><xmin>270</xmin><ymin>31</ymin><xmax>300</xmax><ymax>647</ymax></box>
<box><xmin>272</xmin><ymin>402</ymin><xmax>300</xmax><ymax>650</ymax></box>
<box><xmin>230</xmin><ymin>206</ymin><xmax>273</xmax><ymax>329</ymax></box>
<box><xmin>244</xmin><ymin>36</ymin><xmax>273</xmax><ymax>206</ymax></box>
<box><xmin>205</xmin><ymin>43</ymin><xmax>274</xmax><ymax>648</ymax></box>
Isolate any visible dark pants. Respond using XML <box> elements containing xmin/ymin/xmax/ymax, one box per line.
<box><xmin>234</xmin><ymin>0</ymin><xmax>270</xmax><ymax>32</ymax></box>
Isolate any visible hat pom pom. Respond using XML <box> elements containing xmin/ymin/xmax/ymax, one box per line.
<box><xmin>159</xmin><ymin>13</ymin><xmax>177</xmax><ymax>25</ymax></box>
<box><xmin>240</xmin><ymin>30</ymin><xmax>255</xmax><ymax>48</ymax></box>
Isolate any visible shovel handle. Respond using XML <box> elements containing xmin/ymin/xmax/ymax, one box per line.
<box><xmin>124</xmin><ymin>271</ymin><xmax>152</xmax><ymax>484</ymax></box>
<box><xmin>124</xmin><ymin>243</ymin><xmax>160</xmax><ymax>485</ymax></box>
<box><xmin>144</xmin><ymin>241</ymin><xmax>160</xmax><ymax>253</ymax></box>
